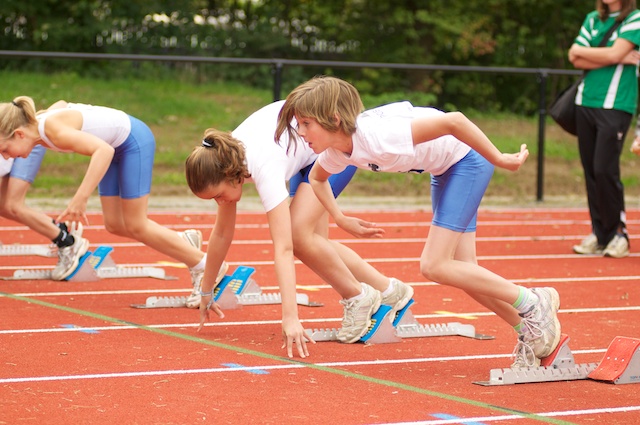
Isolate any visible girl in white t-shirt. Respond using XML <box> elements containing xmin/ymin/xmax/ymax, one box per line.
<box><xmin>185</xmin><ymin>100</ymin><xmax>414</xmax><ymax>359</ymax></box>
<box><xmin>276</xmin><ymin>75</ymin><xmax>562</xmax><ymax>368</ymax></box>
<box><xmin>0</xmin><ymin>96</ymin><xmax>226</xmax><ymax>298</ymax></box>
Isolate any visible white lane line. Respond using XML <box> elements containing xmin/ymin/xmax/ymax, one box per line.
<box><xmin>371</xmin><ymin>406</ymin><xmax>640</xmax><ymax>425</ymax></box>
<box><xmin>0</xmin><ymin>348</ymin><xmax>607</xmax><ymax>384</ymax></box>
<box><xmin>1</xmin><ymin>305</ymin><xmax>638</xmax><ymax>335</ymax></box>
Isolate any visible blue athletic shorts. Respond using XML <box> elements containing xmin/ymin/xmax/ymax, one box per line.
<box><xmin>98</xmin><ymin>116</ymin><xmax>155</xmax><ymax>199</ymax></box>
<box><xmin>430</xmin><ymin>150</ymin><xmax>494</xmax><ymax>233</ymax></box>
<box><xmin>10</xmin><ymin>144</ymin><xmax>46</xmax><ymax>184</ymax></box>
<box><xmin>289</xmin><ymin>163</ymin><xmax>357</xmax><ymax>198</ymax></box>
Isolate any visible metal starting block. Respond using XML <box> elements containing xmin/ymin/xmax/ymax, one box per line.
<box><xmin>474</xmin><ymin>334</ymin><xmax>640</xmax><ymax>386</ymax></box>
<box><xmin>589</xmin><ymin>336</ymin><xmax>640</xmax><ymax>384</ymax></box>
<box><xmin>5</xmin><ymin>245</ymin><xmax>174</xmax><ymax>282</ymax></box>
<box><xmin>306</xmin><ymin>299</ymin><xmax>494</xmax><ymax>344</ymax></box>
<box><xmin>0</xmin><ymin>242</ymin><xmax>57</xmax><ymax>257</ymax></box>
<box><xmin>130</xmin><ymin>265</ymin><xmax>323</xmax><ymax>309</ymax></box>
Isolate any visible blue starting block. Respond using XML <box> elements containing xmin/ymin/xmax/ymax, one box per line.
<box><xmin>306</xmin><ymin>298</ymin><xmax>494</xmax><ymax>344</ymax></box>
<box><xmin>131</xmin><ymin>265</ymin><xmax>322</xmax><ymax>309</ymax></box>
<box><xmin>6</xmin><ymin>245</ymin><xmax>173</xmax><ymax>282</ymax></box>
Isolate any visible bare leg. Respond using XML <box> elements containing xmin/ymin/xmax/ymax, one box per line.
<box><xmin>100</xmin><ymin>195</ymin><xmax>204</xmax><ymax>267</ymax></box>
<box><xmin>0</xmin><ymin>176</ymin><xmax>59</xmax><ymax>240</ymax></box>
<box><xmin>421</xmin><ymin>225</ymin><xmax>521</xmax><ymax>326</ymax></box>
<box><xmin>289</xmin><ymin>184</ymin><xmax>362</xmax><ymax>299</ymax></box>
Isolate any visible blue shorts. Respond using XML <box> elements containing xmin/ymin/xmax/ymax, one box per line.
<box><xmin>10</xmin><ymin>144</ymin><xmax>46</xmax><ymax>184</ymax></box>
<box><xmin>290</xmin><ymin>164</ymin><xmax>357</xmax><ymax>198</ymax></box>
<box><xmin>98</xmin><ymin>116</ymin><xmax>155</xmax><ymax>199</ymax></box>
<box><xmin>430</xmin><ymin>150</ymin><xmax>494</xmax><ymax>233</ymax></box>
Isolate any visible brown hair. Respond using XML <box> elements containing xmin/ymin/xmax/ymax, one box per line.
<box><xmin>275</xmin><ymin>76</ymin><xmax>364</xmax><ymax>153</ymax></box>
<box><xmin>0</xmin><ymin>96</ymin><xmax>38</xmax><ymax>140</ymax></box>
<box><xmin>184</xmin><ymin>128</ymin><xmax>250</xmax><ymax>195</ymax></box>
<box><xmin>597</xmin><ymin>0</ymin><xmax>637</xmax><ymax>21</ymax></box>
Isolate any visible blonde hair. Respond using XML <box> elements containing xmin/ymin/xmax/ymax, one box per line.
<box><xmin>0</xmin><ymin>96</ymin><xmax>38</xmax><ymax>140</ymax></box>
<box><xmin>275</xmin><ymin>76</ymin><xmax>364</xmax><ymax>152</ymax></box>
<box><xmin>184</xmin><ymin>128</ymin><xmax>250</xmax><ymax>195</ymax></box>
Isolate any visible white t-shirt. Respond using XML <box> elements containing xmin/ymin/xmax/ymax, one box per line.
<box><xmin>232</xmin><ymin>100</ymin><xmax>317</xmax><ymax>212</ymax></box>
<box><xmin>0</xmin><ymin>157</ymin><xmax>13</xmax><ymax>177</ymax></box>
<box><xmin>317</xmin><ymin>101</ymin><xmax>470</xmax><ymax>177</ymax></box>
<box><xmin>37</xmin><ymin>103</ymin><xmax>131</xmax><ymax>152</ymax></box>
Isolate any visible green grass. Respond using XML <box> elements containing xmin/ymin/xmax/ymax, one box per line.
<box><xmin>2</xmin><ymin>70</ymin><xmax>639</xmax><ymax>201</ymax></box>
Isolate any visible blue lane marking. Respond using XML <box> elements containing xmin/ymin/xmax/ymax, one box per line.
<box><xmin>432</xmin><ymin>413</ymin><xmax>488</xmax><ymax>425</ymax></box>
<box><xmin>60</xmin><ymin>324</ymin><xmax>100</xmax><ymax>334</ymax></box>
<box><xmin>221</xmin><ymin>363</ymin><xmax>269</xmax><ymax>375</ymax></box>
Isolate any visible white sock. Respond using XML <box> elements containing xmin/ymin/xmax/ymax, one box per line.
<box><xmin>190</xmin><ymin>254</ymin><xmax>206</xmax><ymax>271</ymax></box>
<box><xmin>381</xmin><ymin>279</ymin><xmax>395</xmax><ymax>297</ymax></box>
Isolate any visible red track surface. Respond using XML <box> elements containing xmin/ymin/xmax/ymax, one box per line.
<box><xmin>1</xmin><ymin>207</ymin><xmax>639</xmax><ymax>424</ymax></box>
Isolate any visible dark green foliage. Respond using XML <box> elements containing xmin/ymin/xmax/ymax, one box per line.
<box><xmin>0</xmin><ymin>0</ymin><xmax>596</xmax><ymax>114</ymax></box>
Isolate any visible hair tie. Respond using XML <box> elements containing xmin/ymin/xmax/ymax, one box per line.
<box><xmin>202</xmin><ymin>139</ymin><xmax>213</xmax><ymax>148</ymax></box>
<box><xmin>11</xmin><ymin>101</ymin><xmax>18</xmax><ymax>107</ymax></box>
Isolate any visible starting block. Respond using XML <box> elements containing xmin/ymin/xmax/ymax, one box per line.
<box><xmin>130</xmin><ymin>265</ymin><xmax>323</xmax><ymax>309</ymax></box>
<box><xmin>474</xmin><ymin>334</ymin><xmax>640</xmax><ymax>386</ymax></box>
<box><xmin>306</xmin><ymin>299</ymin><xmax>494</xmax><ymax>344</ymax></box>
<box><xmin>0</xmin><ymin>242</ymin><xmax>57</xmax><ymax>257</ymax></box>
<box><xmin>5</xmin><ymin>245</ymin><xmax>174</xmax><ymax>282</ymax></box>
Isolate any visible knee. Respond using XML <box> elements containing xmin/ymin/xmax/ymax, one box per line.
<box><xmin>103</xmin><ymin>220</ymin><xmax>127</xmax><ymax>237</ymax></box>
<box><xmin>0</xmin><ymin>202</ymin><xmax>21</xmax><ymax>221</ymax></box>
<box><xmin>420</xmin><ymin>257</ymin><xmax>443</xmax><ymax>282</ymax></box>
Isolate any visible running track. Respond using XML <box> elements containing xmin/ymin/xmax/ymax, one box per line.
<box><xmin>1</xmin><ymin>206</ymin><xmax>639</xmax><ymax>425</ymax></box>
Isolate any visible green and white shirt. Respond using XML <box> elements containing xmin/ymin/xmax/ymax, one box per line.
<box><xmin>574</xmin><ymin>10</ymin><xmax>640</xmax><ymax>114</ymax></box>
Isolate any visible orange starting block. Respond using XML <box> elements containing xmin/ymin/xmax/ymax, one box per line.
<box><xmin>474</xmin><ymin>334</ymin><xmax>640</xmax><ymax>386</ymax></box>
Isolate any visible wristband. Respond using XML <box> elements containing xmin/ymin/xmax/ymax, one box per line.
<box><xmin>199</xmin><ymin>289</ymin><xmax>213</xmax><ymax>297</ymax></box>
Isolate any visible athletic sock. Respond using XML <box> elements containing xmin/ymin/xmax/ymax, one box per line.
<box><xmin>191</xmin><ymin>254</ymin><xmax>206</xmax><ymax>271</ymax></box>
<box><xmin>52</xmin><ymin>222</ymin><xmax>75</xmax><ymax>248</ymax></box>
<box><xmin>381</xmin><ymin>279</ymin><xmax>395</xmax><ymax>297</ymax></box>
<box><xmin>512</xmin><ymin>287</ymin><xmax>539</xmax><ymax>314</ymax></box>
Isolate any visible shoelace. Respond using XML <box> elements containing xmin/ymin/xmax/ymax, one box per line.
<box><xmin>511</xmin><ymin>337</ymin><xmax>537</xmax><ymax>367</ymax></box>
<box><xmin>520</xmin><ymin>304</ymin><xmax>544</xmax><ymax>341</ymax></box>
<box><xmin>339</xmin><ymin>299</ymin><xmax>357</xmax><ymax>327</ymax></box>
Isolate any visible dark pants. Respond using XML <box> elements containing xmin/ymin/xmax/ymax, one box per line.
<box><xmin>575</xmin><ymin>106</ymin><xmax>630</xmax><ymax>246</ymax></box>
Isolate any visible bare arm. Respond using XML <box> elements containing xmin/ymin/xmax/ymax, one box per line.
<box><xmin>308</xmin><ymin>163</ymin><xmax>384</xmax><ymax>238</ymax></box>
<box><xmin>44</xmin><ymin>112</ymin><xmax>115</xmax><ymax>224</ymax></box>
<box><xmin>569</xmin><ymin>38</ymin><xmax>637</xmax><ymax>68</ymax></box>
<box><xmin>198</xmin><ymin>201</ymin><xmax>236</xmax><ymax>325</ymax></box>
<box><xmin>265</xmin><ymin>199</ymin><xmax>313</xmax><ymax>358</ymax></box>
<box><xmin>410</xmin><ymin>112</ymin><xmax>529</xmax><ymax>171</ymax></box>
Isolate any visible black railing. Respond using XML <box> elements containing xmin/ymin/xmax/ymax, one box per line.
<box><xmin>0</xmin><ymin>50</ymin><xmax>582</xmax><ymax>201</ymax></box>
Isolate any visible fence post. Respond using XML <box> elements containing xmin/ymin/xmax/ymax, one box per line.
<box><xmin>536</xmin><ymin>70</ymin><xmax>548</xmax><ymax>202</ymax></box>
<box><xmin>272</xmin><ymin>61</ymin><xmax>283</xmax><ymax>101</ymax></box>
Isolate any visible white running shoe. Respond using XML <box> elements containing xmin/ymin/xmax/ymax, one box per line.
<box><xmin>181</xmin><ymin>228</ymin><xmax>229</xmax><ymax>308</ymax></box>
<box><xmin>519</xmin><ymin>287</ymin><xmax>561</xmax><ymax>358</ymax></box>
<box><xmin>603</xmin><ymin>234</ymin><xmax>629</xmax><ymax>258</ymax></box>
<box><xmin>510</xmin><ymin>335</ymin><xmax>540</xmax><ymax>368</ymax></box>
<box><xmin>337</xmin><ymin>283</ymin><xmax>382</xmax><ymax>343</ymax></box>
<box><xmin>573</xmin><ymin>233</ymin><xmax>603</xmax><ymax>255</ymax></box>
<box><xmin>381</xmin><ymin>278</ymin><xmax>414</xmax><ymax>322</ymax></box>
<box><xmin>51</xmin><ymin>222</ymin><xmax>90</xmax><ymax>281</ymax></box>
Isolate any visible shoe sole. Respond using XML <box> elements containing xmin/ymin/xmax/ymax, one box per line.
<box><xmin>55</xmin><ymin>238</ymin><xmax>90</xmax><ymax>281</ymax></box>
<box><xmin>537</xmin><ymin>287</ymin><xmax>561</xmax><ymax>358</ymax></box>
<box><xmin>339</xmin><ymin>293</ymin><xmax>382</xmax><ymax>344</ymax></box>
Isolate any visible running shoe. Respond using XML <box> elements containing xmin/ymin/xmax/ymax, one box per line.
<box><xmin>180</xmin><ymin>229</ymin><xmax>230</xmax><ymax>308</ymax></box>
<box><xmin>337</xmin><ymin>283</ymin><xmax>382</xmax><ymax>343</ymax></box>
<box><xmin>511</xmin><ymin>335</ymin><xmax>540</xmax><ymax>368</ymax></box>
<box><xmin>381</xmin><ymin>278</ymin><xmax>414</xmax><ymax>322</ymax></box>
<box><xmin>572</xmin><ymin>233</ymin><xmax>603</xmax><ymax>255</ymax></box>
<box><xmin>519</xmin><ymin>287</ymin><xmax>561</xmax><ymax>358</ymax></box>
<box><xmin>51</xmin><ymin>222</ymin><xmax>90</xmax><ymax>281</ymax></box>
<box><xmin>603</xmin><ymin>234</ymin><xmax>629</xmax><ymax>258</ymax></box>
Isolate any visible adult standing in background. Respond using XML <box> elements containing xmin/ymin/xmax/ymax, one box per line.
<box><xmin>568</xmin><ymin>0</ymin><xmax>640</xmax><ymax>258</ymax></box>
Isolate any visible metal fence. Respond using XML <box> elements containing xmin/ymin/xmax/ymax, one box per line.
<box><xmin>0</xmin><ymin>50</ymin><xmax>582</xmax><ymax>201</ymax></box>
